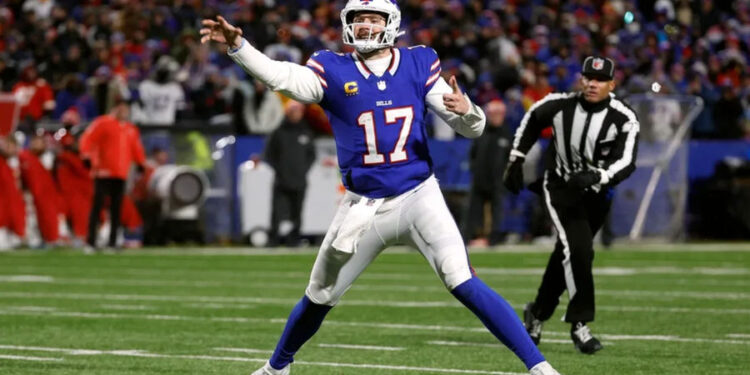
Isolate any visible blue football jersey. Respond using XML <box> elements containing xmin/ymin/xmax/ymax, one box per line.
<box><xmin>305</xmin><ymin>46</ymin><xmax>443</xmax><ymax>198</ymax></box>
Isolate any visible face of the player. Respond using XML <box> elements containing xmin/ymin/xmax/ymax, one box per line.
<box><xmin>352</xmin><ymin>12</ymin><xmax>387</xmax><ymax>43</ymax></box>
<box><xmin>581</xmin><ymin>75</ymin><xmax>615</xmax><ymax>103</ymax></box>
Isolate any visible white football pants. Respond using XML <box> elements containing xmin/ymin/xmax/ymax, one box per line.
<box><xmin>306</xmin><ymin>175</ymin><xmax>473</xmax><ymax>306</ymax></box>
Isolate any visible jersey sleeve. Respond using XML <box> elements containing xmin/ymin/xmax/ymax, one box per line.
<box><xmin>304</xmin><ymin>52</ymin><xmax>330</xmax><ymax>91</ymax></box>
<box><xmin>602</xmin><ymin>100</ymin><xmax>640</xmax><ymax>185</ymax></box>
<box><xmin>510</xmin><ymin>93</ymin><xmax>566</xmax><ymax>158</ymax></box>
<box><xmin>228</xmin><ymin>38</ymin><xmax>324</xmax><ymax>104</ymax></box>
<box><xmin>421</xmin><ymin>47</ymin><xmax>442</xmax><ymax>93</ymax></box>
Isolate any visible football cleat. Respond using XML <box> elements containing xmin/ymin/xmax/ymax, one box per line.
<box><xmin>251</xmin><ymin>361</ymin><xmax>290</xmax><ymax>375</ymax></box>
<box><xmin>523</xmin><ymin>302</ymin><xmax>543</xmax><ymax>345</ymax></box>
<box><xmin>571</xmin><ymin>322</ymin><xmax>603</xmax><ymax>354</ymax></box>
<box><xmin>529</xmin><ymin>361</ymin><xmax>561</xmax><ymax>375</ymax></box>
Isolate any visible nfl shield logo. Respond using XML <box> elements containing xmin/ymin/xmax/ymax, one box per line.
<box><xmin>377</xmin><ymin>81</ymin><xmax>387</xmax><ymax>90</ymax></box>
<box><xmin>592</xmin><ymin>58</ymin><xmax>604</xmax><ymax>70</ymax></box>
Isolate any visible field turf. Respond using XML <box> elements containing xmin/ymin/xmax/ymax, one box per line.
<box><xmin>1</xmin><ymin>243</ymin><xmax>749</xmax><ymax>374</ymax></box>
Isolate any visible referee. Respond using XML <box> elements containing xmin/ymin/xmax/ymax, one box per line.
<box><xmin>503</xmin><ymin>56</ymin><xmax>639</xmax><ymax>354</ymax></box>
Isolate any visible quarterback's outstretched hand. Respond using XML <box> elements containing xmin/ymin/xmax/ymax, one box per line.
<box><xmin>200</xmin><ymin>15</ymin><xmax>243</xmax><ymax>50</ymax></box>
<box><xmin>443</xmin><ymin>76</ymin><xmax>470</xmax><ymax>115</ymax></box>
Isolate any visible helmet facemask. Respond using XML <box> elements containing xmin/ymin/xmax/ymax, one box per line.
<box><xmin>341</xmin><ymin>0</ymin><xmax>403</xmax><ymax>54</ymax></box>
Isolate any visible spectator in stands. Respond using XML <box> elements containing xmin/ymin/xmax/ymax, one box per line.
<box><xmin>133</xmin><ymin>56</ymin><xmax>185</xmax><ymax>126</ymax></box>
<box><xmin>232</xmin><ymin>77</ymin><xmax>285</xmax><ymax>135</ymax></box>
<box><xmin>22</xmin><ymin>0</ymin><xmax>55</xmax><ymax>20</ymax></box>
<box><xmin>12</xmin><ymin>64</ymin><xmax>55</xmax><ymax>132</ymax></box>
<box><xmin>714</xmin><ymin>78</ymin><xmax>745</xmax><ymax>139</ymax></box>
<box><xmin>0</xmin><ymin>54</ymin><xmax>17</xmax><ymax>92</ymax></box>
<box><xmin>19</xmin><ymin>133</ymin><xmax>61</xmax><ymax>246</ymax></box>
<box><xmin>88</xmin><ymin>65</ymin><xmax>130</xmax><ymax>116</ymax></box>
<box><xmin>53</xmin><ymin>74</ymin><xmax>97</xmax><ymax>122</ymax></box>
<box><xmin>80</xmin><ymin>99</ymin><xmax>146</xmax><ymax>252</ymax></box>
<box><xmin>462</xmin><ymin>99</ymin><xmax>511</xmax><ymax>246</ymax></box>
<box><xmin>687</xmin><ymin>69</ymin><xmax>720</xmax><ymax>138</ymax></box>
<box><xmin>263</xmin><ymin>25</ymin><xmax>303</xmax><ymax>64</ymax></box>
<box><xmin>264</xmin><ymin>100</ymin><xmax>316</xmax><ymax>247</ymax></box>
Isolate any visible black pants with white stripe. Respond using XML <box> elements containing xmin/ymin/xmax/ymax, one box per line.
<box><xmin>533</xmin><ymin>172</ymin><xmax>612</xmax><ymax>324</ymax></box>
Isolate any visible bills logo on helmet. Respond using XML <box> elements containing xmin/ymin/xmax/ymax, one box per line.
<box><xmin>592</xmin><ymin>58</ymin><xmax>604</xmax><ymax>70</ymax></box>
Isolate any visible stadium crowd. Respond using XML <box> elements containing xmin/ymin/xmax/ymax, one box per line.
<box><xmin>1</xmin><ymin>0</ymin><xmax>750</xmax><ymax>248</ymax></box>
<box><xmin>0</xmin><ymin>0</ymin><xmax>748</xmax><ymax>137</ymax></box>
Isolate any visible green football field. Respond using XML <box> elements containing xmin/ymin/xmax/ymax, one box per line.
<box><xmin>1</xmin><ymin>243</ymin><xmax>749</xmax><ymax>375</ymax></box>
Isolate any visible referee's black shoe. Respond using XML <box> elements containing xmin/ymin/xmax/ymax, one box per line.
<box><xmin>571</xmin><ymin>322</ymin><xmax>603</xmax><ymax>354</ymax></box>
<box><xmin>523</xmin><ymin>302</ymin><xmax>543</xmax><ymax>345</ymax></box>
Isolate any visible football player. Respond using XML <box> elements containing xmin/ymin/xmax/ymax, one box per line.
<box><xmin>201</xmin><ymin>1</ymin><xmax>560</xmax><ymax>374</ymax></box>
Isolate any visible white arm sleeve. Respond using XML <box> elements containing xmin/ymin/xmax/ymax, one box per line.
<box><xmin>425</xmin><ymin>77</ymin><xmax>486</xmax><ymax>138</ymax></box>
<box><xmin>228</xmin><ymin>38</ymin><xmax>324</xmax><ymax>104</ymax></box>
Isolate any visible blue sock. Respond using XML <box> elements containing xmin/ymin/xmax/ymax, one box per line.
<box><xmin>269</xmin><ymin>296</ymin><xmax>332</xmax><ymax>370</ymax></box>
<box><xmin>451</xmin><ymin>277</ymin><xmax>545</xmax><ymax>369</ymax></box>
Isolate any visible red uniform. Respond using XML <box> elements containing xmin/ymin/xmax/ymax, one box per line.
<box><xmin>79</xmin><ymin>115</ymin><xmax>146</xmax><ymax>179</ymax></box>
<box><xmin>119</xmin><ymin>196</ymin><xmax>143</xmax><ymax>230</ymax></box>
<box><xmin>19</xmin><ymin>151</ymin><xmax>60</xmax><ymax>242</ymax></box>
<box><xmin>55</xmin><ymin>150</ymin><xmax>93</xmax><ymax>239</ymax></box>
<box><xmin>12</xmin><ymin>79</ymin><xmax>55</xmax><ymax>121</ymax></box>
<box><xmin>0</xmin><ymin>157</ymin><xmax>25</xmax><ymax>237</ymax></box>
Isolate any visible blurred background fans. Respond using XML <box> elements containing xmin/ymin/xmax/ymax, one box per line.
<box><xmin>0</xmin><ymin>0</ymin><xmax>749</xmax><ymax>248</ymax></box>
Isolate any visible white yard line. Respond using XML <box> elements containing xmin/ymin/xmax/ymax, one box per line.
<box><xmin>0</xmin><ymin>275</ymin><xmax>54</xmax><ymax>282</ymax></box>
<box><xmin>0</xmin><ymin>354</ymin><xmax>63</xmax><ymax>361</ymax></box>
<box><xmin>317</xmin><ymin>343</ymin><xmax>405</xmax><ymax>351</ymax></box>
<box><xmin>213</xmin><ymin>347</ymin><xmax>273</xmax><ymax>354</ymax></box>
<box><xmin>4</xmin><ymin>306</ymin><xmax>58</xmax><ymax>312</ymax></box>
<box><xmin>428</xmin><ymin>339</ymin><xmax>578</xmax><ymax>347</ymax></box>
<box><xmin>99</xmin><ymin>304</ymin><xmax>154</xmax><ymax>311</ymax></box>
<box><xmin>596</xmin><ymin>305</ymin><xmax>750</xmax><ymax>315</ymax></box>
<box><xmin>3</xmin><ymin>290</ymin><xmax>750</xmax><ymax>311</ymax></box>
<box><xmin>2</xmin><ymin>308</ymin><xmax>745</xmax><ymax>347</ymax></box>
<box><xmin>474</xmin><ymin>266</ymin><xmax>750</xmax><ymax>276</ymax></box>
<box><xmin>726</xmin><ymin>334</ymin><xmax>750</xmax><ymax>339</ymax></box>
<box><xmin>0</xmin><ymin>291</ymin><xmax>460</xmax><ymax>308</ymax></box>
<box><xmin>0</xmin><ymin>344</ymin><xmax>524</xmax><ymax>375</ymax></box>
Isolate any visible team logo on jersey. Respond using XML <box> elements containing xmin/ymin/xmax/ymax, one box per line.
<box><xmin>377</xmin><ymin>80</ymin><xmax>387</xmax><ymax>90</ymax></box>
<box><xmin>344</xmin><ymin>81</ymin><xmax>359</xmax><ymax>96</ymax></box>
<box><xmin>592</xmin><ymin>58</ymin><xmax>604</xmax><ymax>70</ymax></box>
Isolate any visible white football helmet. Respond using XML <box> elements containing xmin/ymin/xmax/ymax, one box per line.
<box><xmin>341</xmin><ymin>0</ymin><xmax>404</xmax><ymax>53</ymax></box>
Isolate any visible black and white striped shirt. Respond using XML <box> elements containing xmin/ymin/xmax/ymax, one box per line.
<box><xmin>510</xmin><ymin>92</ymin><xmax>640</xmax><ymax>186</ymax></box>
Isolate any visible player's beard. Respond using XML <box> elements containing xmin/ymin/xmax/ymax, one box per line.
<box><xmin>353</xmin><ymin>24</ymin><xmax>386</xmax><ymax>54</ymax></box>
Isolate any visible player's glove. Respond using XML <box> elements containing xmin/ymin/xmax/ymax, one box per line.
<box><xmin>503</xmin><ymin>155</ymin><xmax>524</xmax><ymax>194</ymax></box>
<box><xmin>567</xmin><ymin>170</ymin><xmax>601</xmax><ymax>189</ymax></box>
